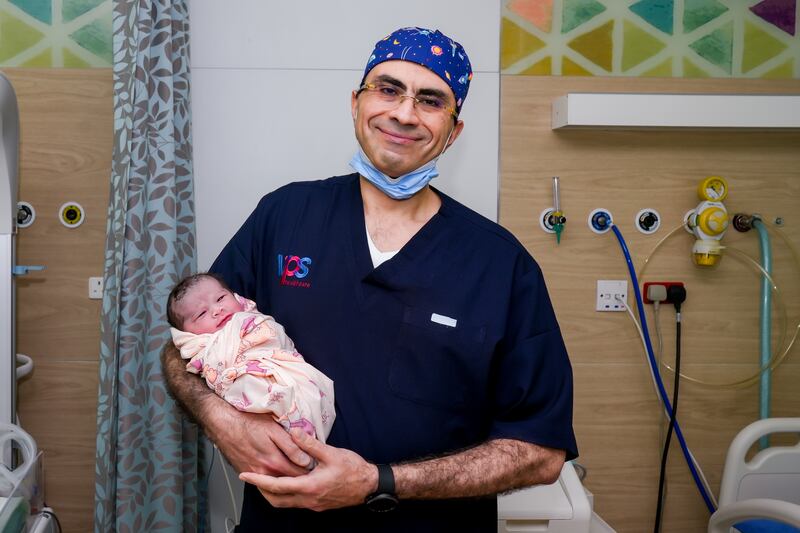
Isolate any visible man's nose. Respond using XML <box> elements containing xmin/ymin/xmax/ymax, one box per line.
<box><xmin>390</xmin><ymin>96</ymin><xmax>419</xmax><ymax>124</ymax></box>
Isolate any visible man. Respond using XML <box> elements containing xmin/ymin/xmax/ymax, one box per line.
<box><xmin>162</xmin><ymin>27</ymin><xmax>577</xmax><ymax>532</ymax></box>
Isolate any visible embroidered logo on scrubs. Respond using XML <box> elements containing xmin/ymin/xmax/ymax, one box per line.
<box><xmin>277</xmin><ymin>254</ymin><xmax>312</xmax><ymax>288</ymax></box>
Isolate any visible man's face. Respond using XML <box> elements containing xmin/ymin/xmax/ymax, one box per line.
<box><xmin>351</xmin><ymin>60</ymin><xmax>464</xmax><ymax>178</ymax></box>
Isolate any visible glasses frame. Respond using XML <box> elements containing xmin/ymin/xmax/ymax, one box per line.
<box><xmin>357</xmin><ymin>82</ymin><xmax>458</xmax><ymax>120</ymax></box>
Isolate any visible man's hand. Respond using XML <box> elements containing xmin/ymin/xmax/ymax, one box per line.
<box><xmin>238</xmin><ymin>429</ymin><xmax>378</xmax><ymax>512</ymax></box>
<box><xmin>213</xmin><ymin>411</ymin><xmax>312</xmax><ymax>477</ymax></box>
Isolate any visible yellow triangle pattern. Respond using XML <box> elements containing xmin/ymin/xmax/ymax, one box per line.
<box><xmin>742</xmin><ymin>21</ymin><xmax>788</xmax><ymax>74</ymax></box>
<box><xmin>760</xmin><ymin>59</ymin><xmax>793</xmax><ymax>79</ymax></box>
<box><xmin>683</xmin><ymin>57</ymin><xmax>709</xmax><ymax>77</ymax></box>
<box><xmin>562</xmin><ymin>57</ymin><xmax>594</xmax><ymax>76</ymax></box>
<box><xmin>622</xmin><ymin>20</ymin><xmax>667</xmax><ymax>72</ymax></box>
<box><xmin>502</xmin><ymin>17</ymin><xmax>546</xmax><ymax>70</ymax></box>
<box><xmin>63</xmin><ymin>48</ymin><xmax>92</xmax><ymax>68</ymax></box>
<box><xmin>21</xmin><ymin>48</ymin><xmax>52</xmax><ymax>67</ymax></box>
<box><xmin>567</xmin><ymin>20</ymin><xmax>614</xmax><ymax>72</ymax></box>
<box><xmin>0</xmin><ymin>10</ymin><xmax>45</xmax><ymax>63</ymax></box>
<box><xmin>641</xmin><ymin>58</ymin><xmax>673</xmax><ymax>77</ymax></box>
<box><xmin>520</xmin><ymin>56</ymin><xmax>552</xmax><ymax>75</ymax></box>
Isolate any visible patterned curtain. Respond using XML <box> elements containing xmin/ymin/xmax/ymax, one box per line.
<box><xmin>94</xmin><ymin>0</ymin><xmax>205</xmax><ymax>531</ymax></box>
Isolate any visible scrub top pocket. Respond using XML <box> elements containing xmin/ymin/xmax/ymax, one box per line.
<box><xmin>388</xmin><ymin>306</ymin><xmax>488</xmax><ymax>411</ymax></box>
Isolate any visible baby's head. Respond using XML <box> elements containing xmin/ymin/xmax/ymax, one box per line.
<box><xmin>167</xmin><ymin>273</ymin><xmax>244</xmax><ymax>334</ymax></box>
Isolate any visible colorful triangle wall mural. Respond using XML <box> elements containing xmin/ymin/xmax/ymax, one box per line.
<box><xmin>503</xmin><ymin>0</ymin><xmax>799</xmax><ymax>78</ymax></box>
<box><xmin>0</xmin><ymin>0</ymin><xmax>111</xmax><ymax>67</ymax></box>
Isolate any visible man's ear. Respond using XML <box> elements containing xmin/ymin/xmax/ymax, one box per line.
<box><xmin>444</xmin><ymin>119</ymin><xmax>465</xmax><ymax>152</ymax></box>
<box><xmin>351</xmin><ymin>90</ymin><xmax>359</xmax><ymax>122</ymax></box>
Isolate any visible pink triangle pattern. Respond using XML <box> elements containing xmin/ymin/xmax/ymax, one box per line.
<box><xmin>750</xmin><ymin>0</ymin><xmax>796</xmax><ymax>36</ymax></box>
<box><xmin>508</xmin><ymin>0</ymin><xmax>554</xmax><ymax>33</ymax></box>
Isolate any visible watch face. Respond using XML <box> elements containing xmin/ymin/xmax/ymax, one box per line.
<box><xmin>366</xmin><ymin>493</ymin><xmax>398</xmax><ymax>512</ymax></box>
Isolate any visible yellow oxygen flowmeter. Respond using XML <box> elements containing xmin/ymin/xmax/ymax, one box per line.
<box><xmin>685</xmin><ymin>176</ymin><xmax>729</xmax><ymax>266</ymax></box>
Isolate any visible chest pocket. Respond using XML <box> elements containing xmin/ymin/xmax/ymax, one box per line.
<box><xmin>389</xmin><ymin>306</ymin><xmax>488</xmax><ymax>411</ymax></box>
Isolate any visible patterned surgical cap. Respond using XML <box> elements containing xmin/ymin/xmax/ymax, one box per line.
<box><xmin>361</xmin><ymin>27</ymin><xmax>473</xmax><ymax>115</ymax></box>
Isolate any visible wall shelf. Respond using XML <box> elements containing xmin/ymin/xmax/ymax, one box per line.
<box><xmin>552</xmin><ymin>93</ymin><xmax>800</xmax><ymax>130</ymax></box>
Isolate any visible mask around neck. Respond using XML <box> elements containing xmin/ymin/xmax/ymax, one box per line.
<box><xmin>349</xmin><ymin>127</ymin><xmax>454</xmax><ymax>201</ymax></box>
<box><xmin>349</xmin><ymin>149</ymin><xmax>439</xmax><ymax>200</ymax></box>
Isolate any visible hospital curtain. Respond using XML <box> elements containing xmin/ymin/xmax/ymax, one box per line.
<box><xmin>94</xmin><ymin>0</ymin><xmax>205</xmax><ymax>531</ymax></box>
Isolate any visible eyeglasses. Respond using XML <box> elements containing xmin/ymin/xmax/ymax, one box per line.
<box><xmin>357</xmin><ymin>82</ymin><xmax>457</xmax><ymax>119</ymax></box>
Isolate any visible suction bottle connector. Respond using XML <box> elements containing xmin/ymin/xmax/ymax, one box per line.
<box><xmin>686</xmin><ymin>176</ymin><xmax>730</xmax><ymax>267</ymax></box>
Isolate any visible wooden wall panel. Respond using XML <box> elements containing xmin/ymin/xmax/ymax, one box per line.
<box><xmin>7</xmin><ymin>68</ymin><xmax>112</xmax><ymax>533</ymax></box>
<box><xmin>501</xmin><ymin>76</ymin><xmax>800</xmax><ymax>533</ymax></box>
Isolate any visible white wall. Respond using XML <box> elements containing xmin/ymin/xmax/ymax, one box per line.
<box><xmin>189</xmin><ymin>2</ymin><xmax>501</xmax><ymax>530</ymax></box>
<box><xmin>191</xmin><ymin>0</ymin><xmax>501</xmax><ymax>270</ymax></box>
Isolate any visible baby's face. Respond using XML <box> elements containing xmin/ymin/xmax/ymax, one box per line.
<box><xmin>175</xmin><ymin>277</ymin><xmax>244</xmax><ymax>334</ymax></box>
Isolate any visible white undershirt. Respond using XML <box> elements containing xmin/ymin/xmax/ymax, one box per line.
<box><xmin>365</xmin><ymin>227</ymin><xmax>399</xmax><ymax>267</ymax></box>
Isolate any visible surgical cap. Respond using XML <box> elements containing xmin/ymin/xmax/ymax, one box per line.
<box><xmin>361</xmin><ymin>27</ymin><xmax>473</xmax><ymax>115</ymax></box>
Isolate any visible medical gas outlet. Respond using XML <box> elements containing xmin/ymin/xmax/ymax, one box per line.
<box><xmin>588</xmin><ymin>208</ymin><xmax>613</xmax><ymax>234</ymax></box>
<box><xmin>539</xmin><ymin>177</ymin><xmax>566</xmax><ymax>244</ymax></box>
<box><xmin>685</xmin><ymin>176</ymin><xmax>729</xmax><ymax>267</ymax></box>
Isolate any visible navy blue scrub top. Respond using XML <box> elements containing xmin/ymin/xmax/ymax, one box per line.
<box><xmin>211</xmin><ymin>173</ymin><xmax>577</xmax><ymax>532</ymax></box>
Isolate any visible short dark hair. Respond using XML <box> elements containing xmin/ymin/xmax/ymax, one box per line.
<box><xmin>166</xmin><ymin>272</ymin><xmax>233</xmax><ymax>329</ymax></box>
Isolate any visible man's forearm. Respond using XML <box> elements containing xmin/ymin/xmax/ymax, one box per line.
<box><xmin>161</xmin><ymin>342</ymin><xmax>226</xmax><ymax>431</ymax></box>
<box><xmin>393</xmin><ymin>439</ymin><xmax>565</xmax><ymax>500</ymax></box>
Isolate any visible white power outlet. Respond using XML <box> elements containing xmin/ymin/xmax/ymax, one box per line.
<box><xmin>596</xmin><ymin>280</ymin><xmax>627</xmax><ymax>311</ymax></box>
<box><xmin>89</xmin><ymin>277</ymin><xmax>103</xmax><ymax>299</ymax></box>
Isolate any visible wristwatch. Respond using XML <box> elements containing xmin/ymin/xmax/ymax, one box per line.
<box><xmin>365</xmin><ymin>464</ymin><xmax>399</xmax><ymax>512</ymax></box>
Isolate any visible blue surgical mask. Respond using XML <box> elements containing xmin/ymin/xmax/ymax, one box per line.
<box><xmin>349</xmin><ymin>149</ymin><xmax>439</xmax><ymax>200</ymax></box>
<box><xmin>349</xmin><ymin>125</ymin><xmax>454</xmax><ymax>200</ymax></box>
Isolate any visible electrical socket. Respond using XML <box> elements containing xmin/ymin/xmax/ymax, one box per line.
<box><xmin>596</xmin><ymin>280</ymin><xmax>627</xmax><ymax>311</ymax></box>
<box><xmin>89</xmin><ymin>277</ymin><xmax>103</xmax><ymax>299</ymax></box>
<box><xmin>643</xmin><ymin>281</ymin><xmax>685</xmax><ymax>304</ymax></box>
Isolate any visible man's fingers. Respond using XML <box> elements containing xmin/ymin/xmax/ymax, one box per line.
<box><xmin>289</xmin><ymin>428</ymin><xmax>329</xmax><ymax>462</ymax></box>
<box><xmin>266</xmin><ymin>424</ymin><xmax>313</xmax><ymax>470</ymax></box>
<box><xmin>239</xmin><ymin>472</ymin><xmax>307</xmax><ymax>494</ymax></box>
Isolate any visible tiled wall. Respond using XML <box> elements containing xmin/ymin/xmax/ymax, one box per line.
<box><xmin>0</xmin><ymin>0</ymin><xmax>111</xmax><ymax>67</ymax></box>
<box><xmin>502</xmin><ymin>0</ymin><xmax>799</xmax><ymax>78</ymax></box>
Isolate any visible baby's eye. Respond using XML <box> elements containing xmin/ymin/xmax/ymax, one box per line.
<box><xmin>218</xmin><ymin>295</ymin><xmax>224</xmax><ymax>301</ymax></box>
<box><xmin>197</xmin><ymin>311</ymin><xmax>205</xmax><ymax>319</ymax></box>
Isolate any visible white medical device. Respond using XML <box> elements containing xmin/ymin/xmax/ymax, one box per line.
<box><xmin>0</xmin><ymin>71</ymin><xmax>20</xmax><ymax>432</ymax></box>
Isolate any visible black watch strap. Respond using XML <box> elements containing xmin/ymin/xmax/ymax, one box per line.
<box><xmin>365</xmin><ymin>464</ymin><xmax>398</xmax><ymax>512</ymax></box>
<box><xmin>375</xmin><ymin>464</ymin><xmax>395</xmax><ymax>494</ymax></box>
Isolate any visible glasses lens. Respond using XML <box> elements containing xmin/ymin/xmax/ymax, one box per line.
<box><xmin>363</xmin><ymin>83</ymin><xmax>453</xmax><ymax>116</ymax></box>
<box><xmin>416</xmin><ymin>96</ymin><xmax>446</xmax><ymax>112</ymax></box>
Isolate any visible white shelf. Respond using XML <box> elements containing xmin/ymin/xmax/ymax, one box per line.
<box><xmin>552</xmin><ymin>93</ymin><xmax>800</xmax><ymax>130</ymax></box>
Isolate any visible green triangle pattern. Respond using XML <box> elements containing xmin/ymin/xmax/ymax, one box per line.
<box><xmin>683</xmin><ymin>0</ymin><xmax>728</xmax><ymax>33</ymax></box>
<box><xmin>63</xmin><ymin>0</ymin><xmax>105</xmax><ymax>23</ymax></box>
<box><xmin>10</xmin><ymin>0</ymin><xmax>51</xmax><ymax>25</ymax></box>
<box><xmin>0</xmin><ymin>9</ymin><xmax>45</xmax><ymax>62</ymax></box>
<box><xmin>562</xmin><ymin>0</ymin><xmax>606</xmax><ymax>34</ymax></box>
<box><xmin>69</xmin><ymin>17</ymin><xmax>112</xmax><ymax>62</ymax></box>
<box><xmin>742</xmin><ymin>20</ymin><xmax>788</xmax><ymax>73</ymax></box>
<box><xmin>689</xmin><ymin>21</ymin><xmax>733</xmax><ymax>73</ymax></box>
<box><xmin>622</xmin><ymin>20</ymin><xmax>667</xmax><ymax>71</ymax></box>
<box><xmin>630</xmin><ymin>0</ymin><xmax>674</xmax><ymax>35</ymax></box>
